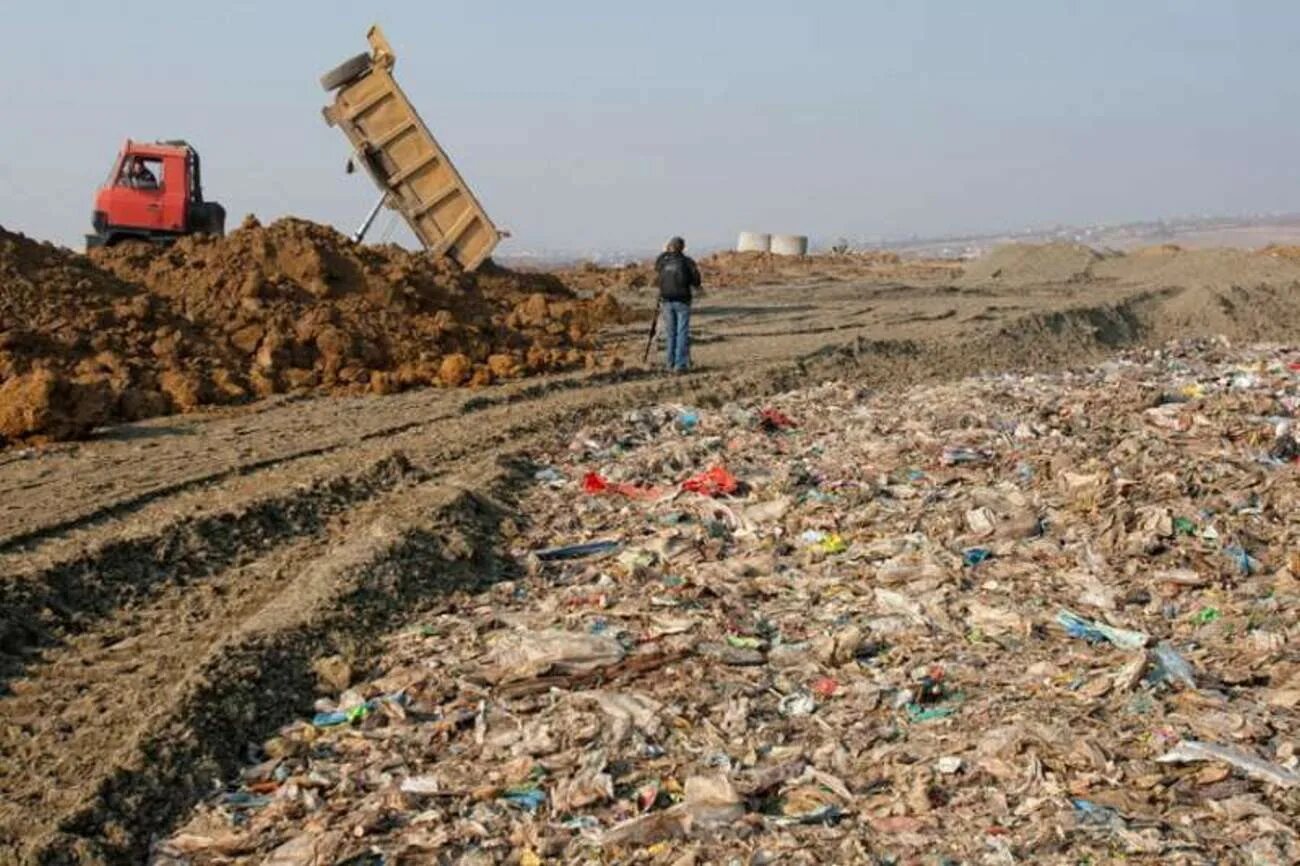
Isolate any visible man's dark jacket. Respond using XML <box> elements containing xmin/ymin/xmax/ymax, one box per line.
<box><xmin>654</xmin><ymin>251</ymin><xmax>701</xmax><ymax>304</ymax></box>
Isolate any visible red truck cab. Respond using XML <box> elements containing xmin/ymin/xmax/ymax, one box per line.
<box><xmin>87</xmin><ymin>140</ymin><xmax>225</xmax><ymax>249</ymax></box>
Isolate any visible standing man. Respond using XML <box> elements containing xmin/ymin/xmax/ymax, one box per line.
<box><xmin>654</xmin><ymin>236</ymin><xmax>702</xmax><ymax>374</ymax></box>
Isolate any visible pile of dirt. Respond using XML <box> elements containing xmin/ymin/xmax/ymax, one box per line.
<box><xmin>0</xmin><ymin>226</ymin><xmax>249</xmax><ymax>441</ymax></box>
<box><xmin>1096</xmin><ymin>246</ymin><xmax>1300</xmax><ymax>290</ymax></box>
<box><xmin>959</xmin><ymin>242</ymin><xmax>1103</xmax><ymax>286</ymax></box>
<box><xmin>961</xmin><ymin>242</ymin><xmax>1300</xmax><ymax>294</ymax></box>
<box><xmin>92</xmin><ymin>218</ymin><xmax>622</xmax><ymax>396</ymax></box>
<box><xmin>551</xmin><ymin>260</ymin><xmax>657</xmax><ymax>294</ymax></box>
<box><xmin>1258</xmin><ymin>244</ymin><xmax>1300</xmax><ymax>262</ymax></box>
<box><xmin>0</xmin><ymin>219</ymin><xmax>622</xmax><ymax>444</ymax></box>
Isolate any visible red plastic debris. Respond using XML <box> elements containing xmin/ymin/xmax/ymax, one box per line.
<box><xmin>582</xmin><ymin>471</ymin><xmax>660</xmax><ymax>500</ymax></box>
<box><xmin>759</xmin><ymin>408</ymin><xmax>798</xmax><ymax>432</ymax></box>
<box><xmin>680</xmin><ymin>466</ymin><xmax>739</xmax><ymax>497</ymax></box>
<box><xmin>811</xmin><ymin>676</ymin><xmax>839</xmax><ymax>698</ymax></box>
<box><xmin>636</xmin><ymin>781</ymin><xmax>660</xmax><ymax>812</ymax></box>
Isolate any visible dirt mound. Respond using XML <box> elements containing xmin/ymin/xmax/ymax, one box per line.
<box><xmin>1257</xmin><ymin>244</ymin><xmax>1300</xmax><ymax>262</ymax></box>
<box><xmin>0</xmin><ymin>219</ymin><xmax>621</xmax><ymax>444</ymax></box>
<box><xmin>92</xmin><ymin>218</ymin><xmax>622</xmax><ymax>395</ymax></box>
<box><xmin>0</xmin><ymin>227</ymin><xmax>249</xmax><ymax>441</ymax></box>
<box><xmin>551</xmin><ymin>260</ymin><xmax>657</xmax><ymax>293</ymax></box>
<box><xmin>959</xmin><ymin>242</ymin><xmax>1103</xmax><ymax>286</ymax></box>
<box><xmin>960</xmin><ymin>243</ymin><xmax>1300</xmax><ymax>294</ymax></box>
<box><xmin>1094</xmin><ymin>246</ymin><xmax>1300</xmax><ymax>290</ymax></box>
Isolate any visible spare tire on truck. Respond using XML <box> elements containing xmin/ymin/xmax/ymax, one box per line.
<box><xmin>319</xmin><ymin>53</ymin><xmax>371</xmax><ymax>91</ymax></box>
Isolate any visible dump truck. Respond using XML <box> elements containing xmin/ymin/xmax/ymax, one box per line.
<box><xmin>86</xmin><ymin>140</ymin><xmax>225</xmax><ymax>249</ymax></box>
<box><xmin>320</xmin><ymin>26</ymin><xmax>502</xmax><ymax>272</ymax></box>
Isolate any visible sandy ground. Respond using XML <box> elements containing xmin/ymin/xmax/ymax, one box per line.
<box><xmin>4</xmin><ymin>257</ymin><xmax>1300</xmax><ymax>864</ymax></box>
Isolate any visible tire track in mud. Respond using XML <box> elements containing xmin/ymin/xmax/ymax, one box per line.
<box><xmin>3</xmin><ymin>468</ymin><xmax>517</xmax><ymax>865</ymax></box>
<box><xmin>2</xmin><ymin>281</ymin><xmax>1296</xmax><ymax>864</ymax></box>
<box><xmin>0</xmin><ymin>368</ymin><xmax>657</xmax><ymax>556</ymax></box>
<box><xmin>0</xmin><ymin>452</ymin><xmax>425</xmax><ymax>688</ymax></box>
<box><xmin>0</xmin><ymin>411</ymin><xmax>454</xmax><ymax>556</ymax></box>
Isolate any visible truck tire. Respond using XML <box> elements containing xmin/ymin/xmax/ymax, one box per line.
<box><xmin>198</xmin><ymin>202</ymin><xmax>227</xmax><ymax>236</ymax></box>
<box><xmin>320</xmin><ymin>53</ymin><xmax>371</xmax><ymax>91</ymax></box>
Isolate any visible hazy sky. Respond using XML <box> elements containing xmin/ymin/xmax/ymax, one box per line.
<box><xmin>2</xmin><ymin>1</ymin><xmax>1298</xmax><ymax>254</ymax></box>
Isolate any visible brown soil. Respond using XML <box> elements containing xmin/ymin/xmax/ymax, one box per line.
<box><xmin>0</xmin><ymin>226</ymin><xmax>249</xmax><ymax>440</ymax></box>
<box><xmin>958</xmin><ymin>240</ymin><xmax>1300</xmax><ymax>293</ymax></box>
<box><xmin>1095</xmin><ymin>244</ymin><xmax>1300</xmax><ymax>289</ymax></box>
<box><xmin>959</xmin><ymin>241</ymin><xmax>1104</xmax><ymax>286</ymax></box>
<box><xmin>90</xmin><ymin>217</ymin><xmax>625</xmax><ymax>392</ymax></box>
<box><xmin>0</xmin><ymin>219</ymin><xmax>622</xmax><ymax>443</ymax></box>
<box><xmin>1256</xmin><ymin>243</ymin><xmax>1300</xmax><ymax>262</ymax></box>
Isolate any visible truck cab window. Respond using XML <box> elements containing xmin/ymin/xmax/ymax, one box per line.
<box><xmin>118</xmin><ymin>157</ymin><xmax>163</xmax><ymax>190</ymax></box>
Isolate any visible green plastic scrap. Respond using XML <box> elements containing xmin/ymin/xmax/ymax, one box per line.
<box><xmin>1192</xmin><ymin>607</ymin><xmax>1222</xmax><ymax>625</ymax></box>
<box><xmin>906</xmin><ymin>704</ymin><xmax>954</xmax><ymax>722</ymax></box>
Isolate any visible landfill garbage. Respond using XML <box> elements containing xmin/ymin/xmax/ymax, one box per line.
<box><xmin>939</xmin><ymin>445</ymin><xmax>991</xmax><ymax>465</ymax></box>
<box><xmin>1157</xmin><ymin>740</ymin><xmax>1300</xmax><ymax>788</ymax></box>
<box><xmin>1149</xmin><ymin>641</ymin><xmax>1197</xmax><ymax>690</ymax></box>
<box><xmin>1055</xmin><ymin>608</ymin><xmax>1150</xmax><ymax>650</ymax></box>
<box><xmin>533</xmin><ymin>466</ymin><xmax>566</xmax><ymax>486</ymax></box>
<box><xmin>582</xmin><ymin>471</ymin><xmax>662</xmax><ymax>500</ymax></box>
<box><xmin>758</xmin><ymin>407</ymin><xmax>797</xmax><ymax>432</ymax></box>
<box><xmin>1071</xmin><ymin>798</ymin><xmax>1125</xmax><ymax>829</ymax></box>
<box><xmin>679</xmin><ymin>466</ymin><xmax>739</xmax><ymax>497</ymax></box>
<box><xmin>157</xmin><ymin>339</ymin><xmax>1300</xmax><ymax>865</ymax></box>
<box><xmin>799</xmin><ymin>529</ymin><xmax>847</xmax><ymax>554</ymax></box>
<box><xmin>777</xmin><ymin>691</ymin><xmax>817</xmax><ymax>717</ymax></box>
<box><xmin>482</xmin><ymin>630</ymin><xmax>626</xmax><ymax>683</ymax></box>
<box><xmin>533</xmin><ymin>539</ymin><xmax>621</xmax><ymax>561</ymax></box>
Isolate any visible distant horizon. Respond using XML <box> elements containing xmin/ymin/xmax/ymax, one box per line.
<box><xmin>492</xmin><ymin>210</ymin><xmax>1300</xmax><ymax>263</ymax></box>
<box><xmin>8</xmin><ymin>207</ymin><xmax>1300</xmax><ymax>264</ymax></box>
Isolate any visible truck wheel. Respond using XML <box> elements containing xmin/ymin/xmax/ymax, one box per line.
<box><xmin>193</xmin><ymin>202</ymin><xmax>227</xmax><ymax>236</ymax></box>
<box><xmin>320</xmin><ymin>53</ymin><xmax>371</xmax><ymax>91</ymax></box>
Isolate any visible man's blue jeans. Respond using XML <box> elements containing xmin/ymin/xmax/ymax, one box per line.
<box><xmin>663</xmin><ymin>301</ymin><xmax>691</xmax><ymax>371</ymax></box>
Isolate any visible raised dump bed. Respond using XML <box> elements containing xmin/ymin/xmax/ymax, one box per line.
<box><xmin>321</xmin><ymin>26</ymin><xmax>502</xmax><ymax>271</ymax></box>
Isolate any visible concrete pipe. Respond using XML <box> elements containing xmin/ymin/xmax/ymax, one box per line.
<box><xmin>736</xmin><ymin>231</ymin><xmax>771</xmax><ymax>253</ymax></box>
<box><xmin>770</xmin><ymin>234</ymin><xmax>809</xmax><ymax>256</ymax></box>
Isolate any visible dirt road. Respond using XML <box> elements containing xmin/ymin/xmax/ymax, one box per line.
<box><xmin>3</xmin><ymin>261</ymin><xmax>1299</xmax><ymax>864</ymax></box>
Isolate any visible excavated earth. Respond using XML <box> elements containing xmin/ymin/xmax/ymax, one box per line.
<box><xmin>4</xmin><ymin>240</ymin><xmax>1300</xmax><ymax>864</ymax></box>
<box><xmin>0</xmin><ymin>219</ymin><xmax>621</xmax><ymax>444</ymax></box>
